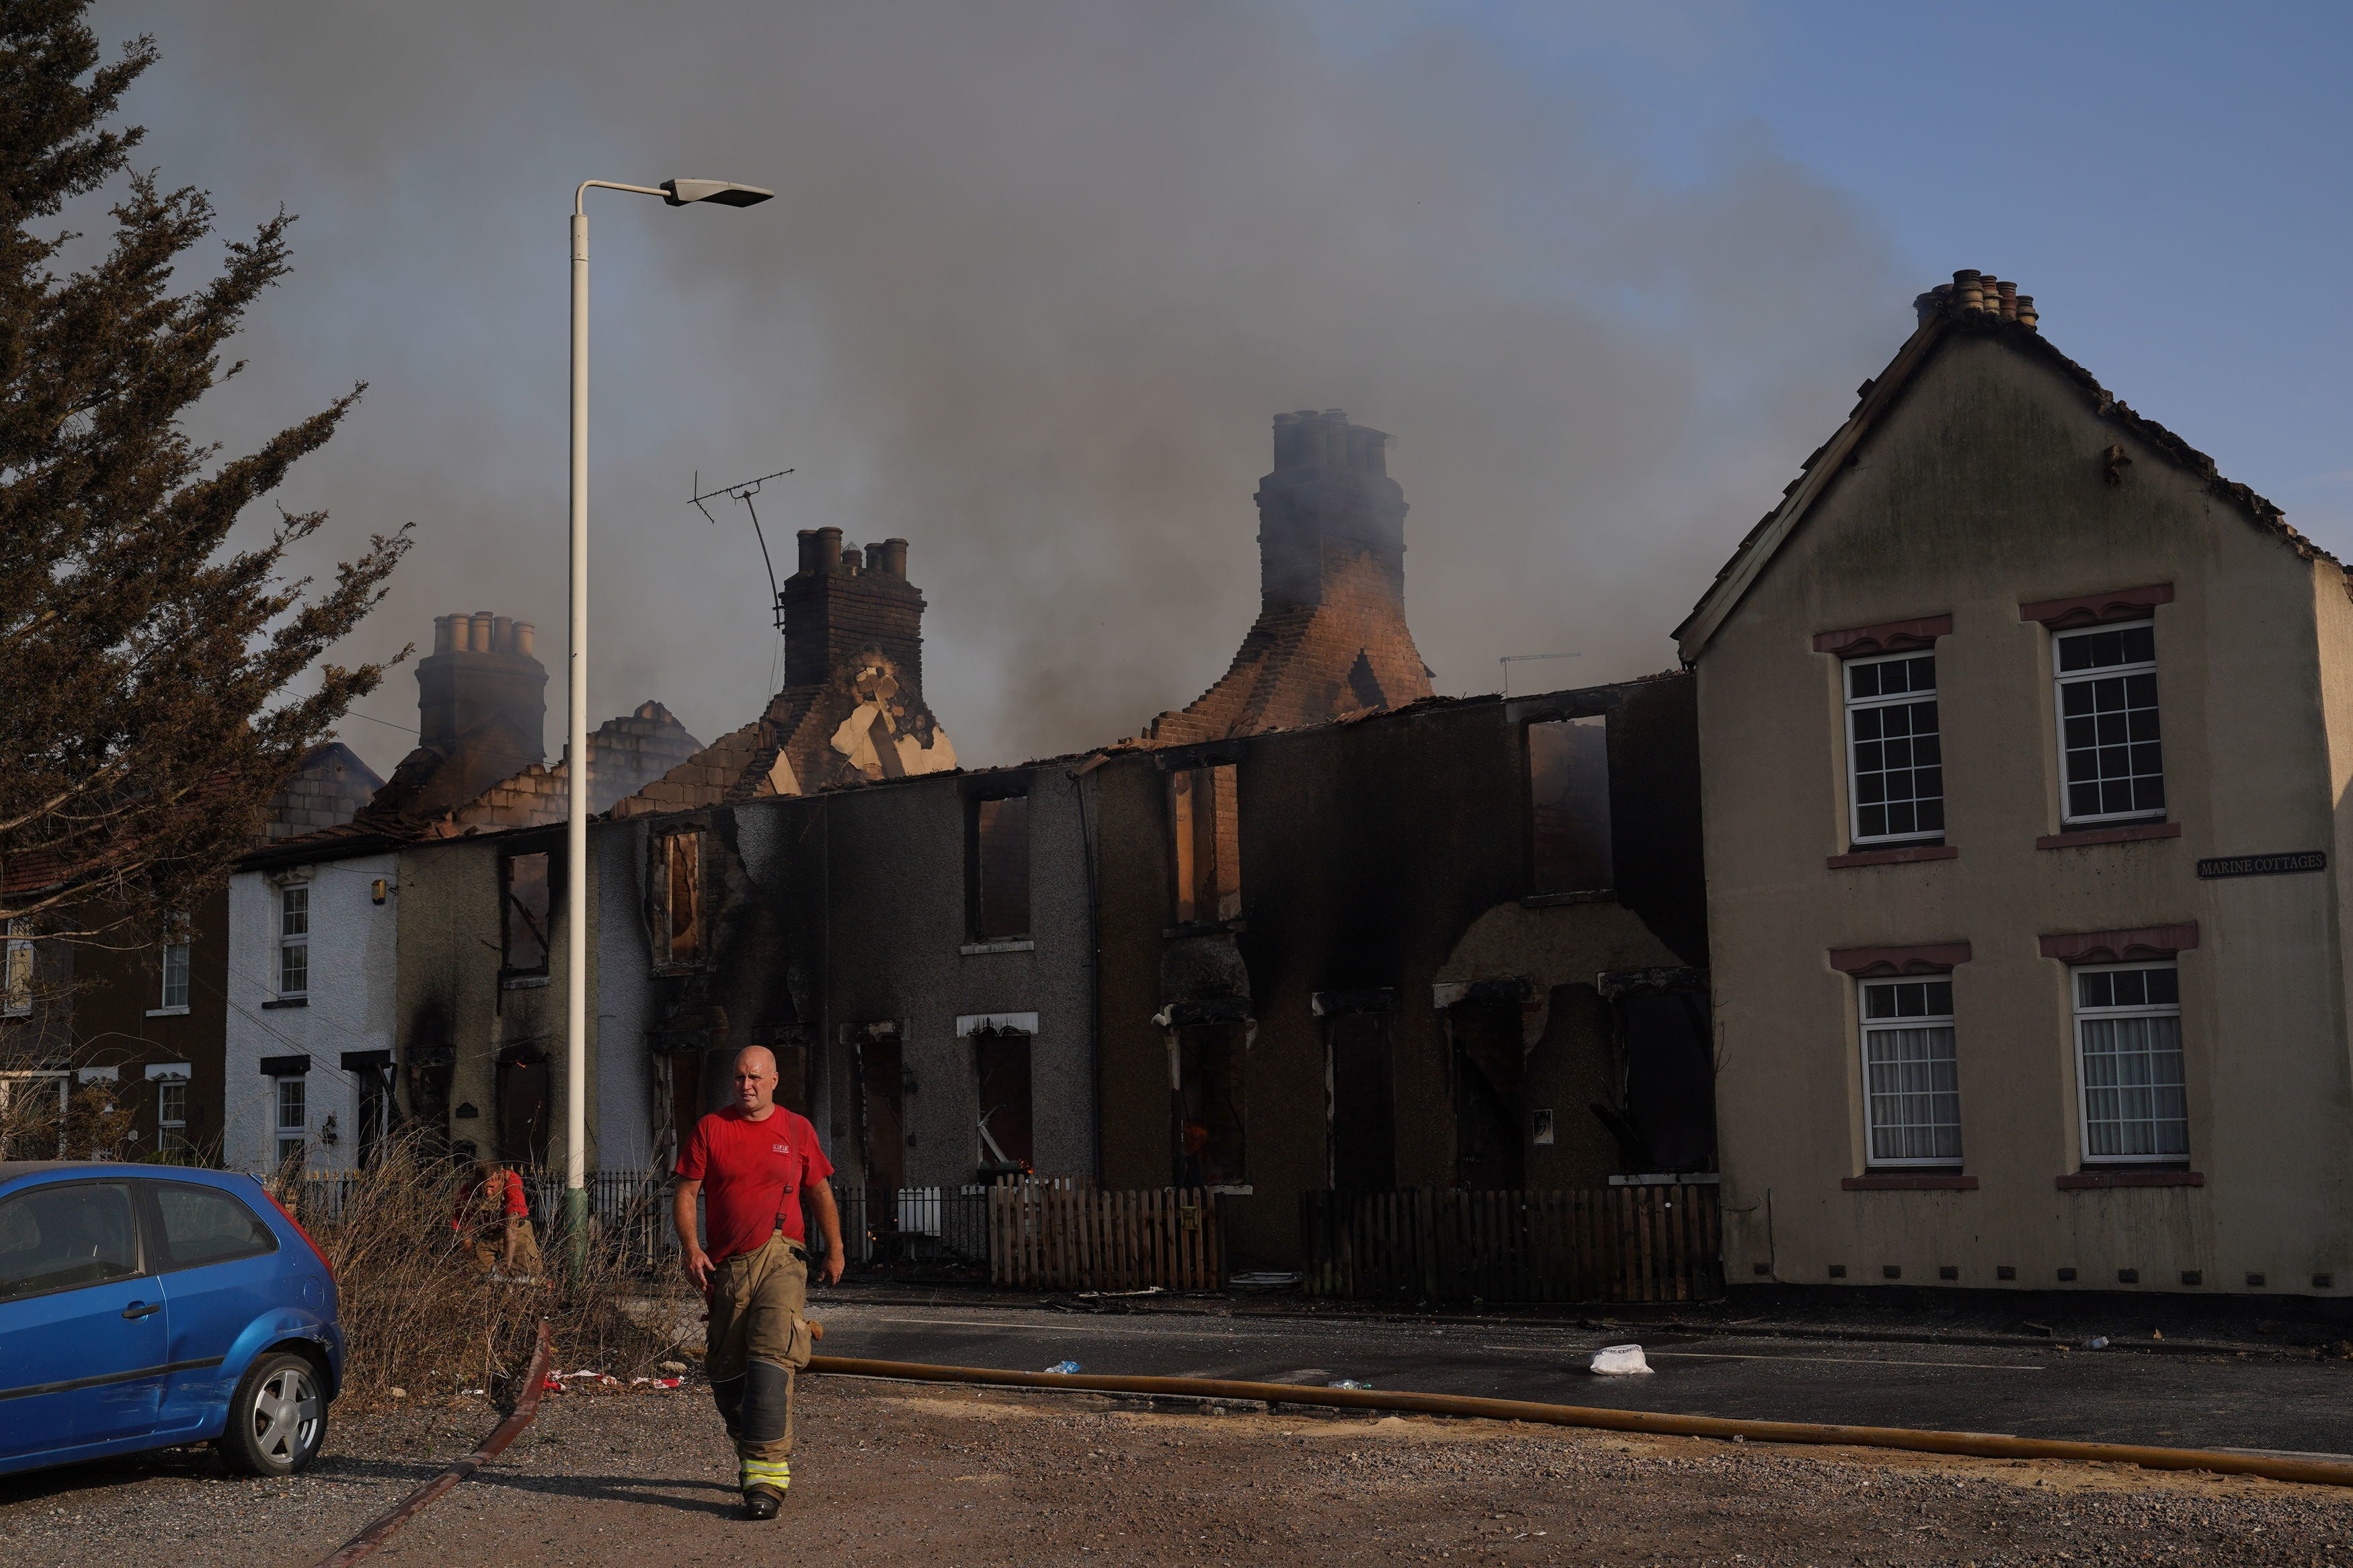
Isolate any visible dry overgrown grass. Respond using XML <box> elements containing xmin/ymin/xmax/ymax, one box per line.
<box><xmin>284</xmin><ymin>1133</ymin><xmax>694</xmax><ymax>1411</ymax></box>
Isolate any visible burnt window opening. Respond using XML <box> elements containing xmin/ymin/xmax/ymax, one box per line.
<box><xmin>1174</xmin><ymin>1022</ymin><xmax>1246</xmax><ymax>1188</ymax></box>
<box><xmin>1328</xmin><ymin>1012</ymin><xmax>1395</xmax><ymax>1190</ymax></box>
<box><xmin>656</xmin><ymin>831</ymin><xmax>704</xmax><ymax>966</ymax></box>
<box><xmin>1527</xmin><ymin>714</ymin><xmax>1613</xmax><ymax>897</ymax></box>
<box><xmin>969</xmin><ymin>794</ymin><xmax>1031</xmax><ymax>942</ymax></box>
<box><xmin>972</xmin><ymin>1026</ymin><xmax>1034</xmax><ymax>1176</ymax></box>
<box><xmin>1170</xmin><ymin>764</ymin><xmax>1242</xmax><ymax>926</ymax></box>
<box><xmin>502</xmin><ymin>851</ymin><xmax>551</xmax><ymax>974</ymax></box>
<box><xmin>856</xmin><ymin>1027</ymin><xmax>907</xmax><ymax>1194</ymax></box>
<box><xmin>1450</xmin><ymin>1001</ymin><xmax>1525</xmax><ymax>1190</ymax></box>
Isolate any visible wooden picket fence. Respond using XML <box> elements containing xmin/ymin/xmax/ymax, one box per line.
<box><xmin>1300</xmin><ymin>1186</ymin><xmax>1722</xmax><ymax>1305</ymax></box>
<box><xmin>990</xmin><ymin>1184</ymin><xmax>1224</xmax><ymax>1291</ymax></box>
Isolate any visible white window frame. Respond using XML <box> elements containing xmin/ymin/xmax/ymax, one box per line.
<box><xmin>274</xmin><ymin>1074</ymin><xmax>308</xmax><ymax>1168</ymax></box>
<box><xmin>1858</xmin><ymin>977</ymin><xmax>1962</xmax><ymax>1168</ymax></box>
<box><xmin>155</xmin><ymin>932</ymin><xmax>190</xmax><ymax>1014</ymax></box>
<box><xmin>278</xmin><ymin>885</ymin><xmax>310</xmax><ymax>998</ymax></box>
<box><xmin>1843</xmin><ymin>651</ymin><xmax>1944</xmax><ymax>848</ymax></box>
<box><xmin>3</xmin><ymin>918</ymin><xmax>32</xmax><ymax>1017</ymax></box>
<box><xmin>2053</xmin><ymin>619</ymin><xmax>2165</xmax><ymax>828</ymax></box>
<box><xmin>155</xmin><ymin>1077</ymin><xmax>190</xmax><ymax>1153</ymax></box>
<box><xmin>2072</xmin><ymin>960</ymin><xmax>2188</xmax><ymax>1164</ymax></box>
<box><xmin>0</xmin><ymin>1069</ymin><xmax>68</xmax><ymax>1156</ymax></box>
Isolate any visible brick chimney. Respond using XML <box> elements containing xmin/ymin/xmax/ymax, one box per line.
<box><xmin>1144</xmin><ymin>410</ymin><xmax>1434</xmax><ymax>743</ymax></box>
<box><xmin>417</xmin><ymin>610</ymin><xmax>546</xmax><ymax>759</ymax></box>
<box><xmin>781</xmin><ymin>528</ymin><xmax>924</xmax><ymax>692</ymax></box>
<box><xmin>1258</xmin><ymin>408</ymin><xmax>1408</xmax><ymax>610</ymax></box>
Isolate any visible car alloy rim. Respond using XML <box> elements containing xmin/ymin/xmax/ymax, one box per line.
<box><xmin>252</xmin><ymin>1366</ymin><xmax>323</xmax><ymax>1462</ymax></box>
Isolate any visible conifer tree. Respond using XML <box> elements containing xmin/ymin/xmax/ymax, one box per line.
<box><xmin>0</xmin><ymin>0</ymin><xmax>407</xmax><ymax>944</ymax></box>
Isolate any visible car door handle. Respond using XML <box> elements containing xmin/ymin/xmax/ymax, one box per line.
<box><xmin>121</xmin><ymin>1301</ymin><xmax>161</xmax><ymax>1319</ymax></box>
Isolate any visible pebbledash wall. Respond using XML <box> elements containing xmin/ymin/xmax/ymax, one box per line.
<box><xmin>223</xmin><ymin>842</ymin><xmax>400</xmax><ymax>1172</ymax></box>
<box><xmin>1683</xmin><ymin>275</ymin><xmax>2353</xmax><ymax>1300</ymax></box>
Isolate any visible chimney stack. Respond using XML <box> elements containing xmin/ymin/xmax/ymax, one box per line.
<box><xmin>415</xmin><ymin>606</ymin><xmax>549</xmax><ymax>757</ymax></box>
<box><xmin>1257</xmin><ymin>408</ymin><xmax>1407</xmax><ymax>610</ymax></box>
<box><xmin>779</xmin><ymin>526</ymin><xmax>928</xmax><ymax>690</ymax></box>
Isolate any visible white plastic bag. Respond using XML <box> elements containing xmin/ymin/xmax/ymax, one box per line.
<box><xmin>1589</xmin><ymin>1343</ymin><xmax>1652</xmax><ymax>1376</ymax></box>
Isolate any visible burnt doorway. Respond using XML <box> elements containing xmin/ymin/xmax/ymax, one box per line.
<box><xmin>856</xmin><ymin>1028</ymin><xmax>906</xmax><ymax>1193</ymax></box>
<box><xmin>1173</xmin><ymin>1022</ymin><xmax>1247</xmax><ymax>1189</ymax></box>
<box><xmin>1327</xmin><ymin>1012</ymin><xmax>1395</xmax><ymax>1190</ymax></box>
<box><xmin>1450</xmin><ymin>999</ymin><xmax>1525</xmax><ymax>1190</ymax></box>
<box><xmin>1620</xmin><ymin>987</ymin><xmax>1716</xmax><ymax>1173</ymax></box>
<box><xmin>496</xmin><ymin>1047</ymin><xmax>551</xmax><ymax>1168</ymax></box>
<box><xmin>973</xmin><ymin>1027</ymin><xmax>1033</xmax><ymax>1177</ymax></box>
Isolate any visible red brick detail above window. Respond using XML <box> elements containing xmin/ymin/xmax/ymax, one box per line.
<box><xmin>1827</xmin><ymin>941</ymin><xmax>1972</xmax><ymax>977</ymax></box>
<box><xmin>2056</xmin><ymin>1170</ymin><xmax>2204</xmax><ymax>1189</ymax></box>
<box><xmin>1812</xmin><ymin>614</ymin><xmax>1953</xmax><ymax>658</ymax></box>
<box><xmin>1843</xmin><ymin>1173</ymin><xmax>1979</xmax><ymax>1191</ymax></box>
<box><xmin>2036</xmin><ymin>821</ymin><xmax>2181</xmax><ymax>849</ymax></box>
<box><xmin>2018</xmin><ymin>583</ymin><xmax>2173</xmax><ymax>630</ymax></box>
<box><xmin>1827</xmin><ymin>844</ymin><xmax>1959</xmax><ymax>869</ymax></box>
<box><xmin>2037</xmin><ymin>923</ymin><xmax>2199</xmax><ymax>964</ymax></box>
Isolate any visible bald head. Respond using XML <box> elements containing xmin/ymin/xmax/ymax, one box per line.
<box><xmin>732</xmin><ymin>1046</ymin><xmax>779</xmax><ymax>1119</ymax></box>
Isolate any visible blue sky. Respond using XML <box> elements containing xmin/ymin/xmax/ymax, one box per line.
<box><xmin>92</xmin><ymin>1</ymin><xmax>2353</xmax><ymax>768</ymax></box>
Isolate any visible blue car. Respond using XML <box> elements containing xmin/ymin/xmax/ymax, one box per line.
<box><xmin>0</xmin><ymin>1161</ymin><xmax>343</xmax><ymax>1479</ymax></box>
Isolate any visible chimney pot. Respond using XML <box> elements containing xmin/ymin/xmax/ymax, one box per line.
<box><xmin>1996</xmin><ymin>280</ymin><xmax>2019</xmax><ymax>321</ymax></box>
<box><xmin>815</xmin><ymin>527</ymin><xmax>842</xmax><ymax>573</ymax></box>
<box><xmin>880</xmin><ymin>538</ymin><xmax>908</xmax><ymax>578</ymax></box>
<box><xmin>1953</xmin><ymin>270</ymin><xmax>1984</xmax><ymax>311</ymax></box>
<box><xmin>841</xmin><ymin>544</ymin><xmax>863</xmax><ymax>572</ymax></box>
<box><xmin>2015</xmin><ymin>294</ymin><xmax>2038</xmax><ymax>330</ymax></box>
<box><xmin>513</xmin><ymin>620</ymin><xmax>535</xmax><ymax>657</ymax></box>
<box><xmin>795</xmin><ymin>529</ymin><xmax>820</xmax><ymax>576</ymax></box>
<box><xmin>433</xmin><ymin>615</ymin><xmax>456</xmax><ymax>655</ymax></box>
<box><xmin>492</xmin><ymin>615</ymin><xmax>514</xmax><ymax>653</ymax></box>
<box><xmin>471</xmin><ymin>611</ymin><xmax>495</xmax><ymax>651</ymax></box>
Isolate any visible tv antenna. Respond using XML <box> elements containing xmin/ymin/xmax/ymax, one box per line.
<box><xmin>692</xmin><ymin>466</ymin><xmax>796</xmax><ymax>630</ymax></box>
<box><xmin>1499</xmin><ymin>651</ymin><xmax>1581</xmax><ymax>698</ymax></box>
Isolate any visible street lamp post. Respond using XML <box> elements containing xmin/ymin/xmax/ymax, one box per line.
<box><xmin>565</xmin><ymin>177</ymin><xmax>772</xmax><ymax>1266</ymax></box>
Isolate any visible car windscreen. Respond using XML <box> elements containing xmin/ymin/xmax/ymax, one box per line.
<box><xmin>150</xmin><ymin>1181</ymin><xmax>278</xmax><ymax>1271</ymax></box>
<box><xmin>0</xmin><ymin>1182</ymin><xmax>143</xmax><ymax>1302</ymax></box>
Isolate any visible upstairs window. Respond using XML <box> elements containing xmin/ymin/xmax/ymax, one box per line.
<box><xmin>503</xmin><ymin>851</ymin><xmax>551</xmax><ymax>973</ymax></box>
<box><xmin>1858</xmin><ymin>977</ymin><xmax>1960</xmax><ymax>1167</ymax></box>
<box><xmin>970</xmin><ymin>793</ymin><xmax>1031</xmax><ymax>942</ymax></box>
<box><xmin>1845</xmin><ymin>653</ymin><xmax>1942</xmax><ymax>845</ymax></box>
<box><xmin>278</xmin><ymin>886</ymin><xmax>310</xmax><ymax>997</ymax></box>
<box><xmin>158</xmin><ymin>917</ymin><xmax>190</xmax><ymax>1012</ymax></box>
<box><xmin>3</xmin><ymin>919</ymin><xmax>30</xmax><ymax>1017</ymax></box>
<box><xmin>1170</xmin><ymin>764</ymin><xmax>1241</xmax><ymax>925</ymax></box>
<box><xmin>657</xmin><ymin>831</ymin><xmax>703</xmax><ymax>966</ymax></box>
<box><xmin>2074</xmin><ymin>962</ymin><xmax>2186</xmax><ymax>1163</ymax></box>
<box><xmin>1527</xmin><ymin>716</ymin><xmax>1613</xmax><ymax>895</ymax></box>
<box><xmin>2055</xmin><ymin>621</ymin><xmax>2163</xmax><ymax>826</ymax></box>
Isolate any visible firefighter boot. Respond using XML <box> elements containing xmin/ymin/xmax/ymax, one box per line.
<box><xmin>741</xmin><ymin>1458</ymin><xmax>789</xmax><ymax>1519</ymax></box>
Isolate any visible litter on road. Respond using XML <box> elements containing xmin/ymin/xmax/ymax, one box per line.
<box><xmin>1589</xmin><ymin>1344</ymin><xmax>1652</xmax><ymax>1376</ymax></box>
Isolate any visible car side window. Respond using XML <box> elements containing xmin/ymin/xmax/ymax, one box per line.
<box><xmin>0</xmin><ymin>1182</ymin><xmax>143</xmax><ymax>1303</ymax></box>
<box><xmin>150</xmin><ymin>1182</ymin><xmax>278</xmax><ymax>1272</ymax></box>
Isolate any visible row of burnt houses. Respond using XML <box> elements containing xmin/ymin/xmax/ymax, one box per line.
<box><xmin>21</xmin><ymin>272</ymin><xmax>2353</xmax><ymax>1298</ymax></box>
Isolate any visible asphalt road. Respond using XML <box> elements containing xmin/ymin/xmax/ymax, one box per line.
<box><xmin>807</xmin><ymin>1298</ymin><xmax>2353</xmax><ymax>1456</ymax></box>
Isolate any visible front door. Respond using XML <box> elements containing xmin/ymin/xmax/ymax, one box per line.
<box><xmin>0</xmin><ymin>1180</ymin><xmax>166</xmax><ymax>1454</ymax></box>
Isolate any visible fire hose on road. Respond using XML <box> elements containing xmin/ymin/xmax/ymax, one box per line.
<box><xmin>806</xmin><ymin>1352</ymin><xmax>2353</xmax><ymax>1490</ymax></box>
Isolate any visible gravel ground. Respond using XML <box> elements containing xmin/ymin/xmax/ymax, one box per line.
<box><xmin>5</xmin><ymin>1377</ymin><xmax>2351</xmax><ymax>1567</ymax></box>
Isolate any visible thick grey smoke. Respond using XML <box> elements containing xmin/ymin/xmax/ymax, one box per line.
<box><xmin>96</xmin><ymin>1</ymin><xmax>1901</xmax><ymax>770</ymax></box>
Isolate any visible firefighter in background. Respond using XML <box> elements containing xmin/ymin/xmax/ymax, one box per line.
<box><xmin>450</xmin><ymin>1157</ymin><xmax>543</xmax><ymax>1279</ymax></box>
<box><xmin>673</xmin><ymin>1044</ymin><xmax>844</xmax><ymax>1520</ymax></box>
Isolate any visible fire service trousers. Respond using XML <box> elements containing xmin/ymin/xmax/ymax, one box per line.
<box><xmin>705</xmin><ymin>1231</ymin><xmax>809</xmax><ymax>1462</ymax></box>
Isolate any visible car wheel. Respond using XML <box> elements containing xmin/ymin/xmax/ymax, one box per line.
<box><xmin>221</xmin><ymin>1352</ymin><xmax>328</xmax><ymax>1477</ymax></box>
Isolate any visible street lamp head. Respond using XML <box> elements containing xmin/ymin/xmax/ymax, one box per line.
<box><xmin>662</xmin><ymin>178</ymin><xmax>775</xmax><ymax>209</ymax></box>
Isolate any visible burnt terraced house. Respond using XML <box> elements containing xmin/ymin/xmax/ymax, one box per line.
<box><xmin>244</xmin><ymin>409</ymin><xmax>1707</xmax><ymax>1278</ymax></box>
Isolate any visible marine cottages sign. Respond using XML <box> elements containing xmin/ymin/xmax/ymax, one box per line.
<box><xmin>2196</xmin><ymin>850</ymin><xmax>2327</xmax><ymax>880</ymax></box>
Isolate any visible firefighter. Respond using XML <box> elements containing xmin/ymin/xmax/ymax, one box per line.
<box><xmin>672</xmin><ymin>1045</ymin><xmax>844</xmax><ymax>1520</ymax></box>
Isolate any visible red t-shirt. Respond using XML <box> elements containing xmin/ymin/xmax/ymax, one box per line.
<box><xmin>450</xmin><ymin>1169</ymin><xmax>528</xmax><ymax>1233</ymax></box>
<box><xmin>675</xmin><ymin>1105</ymin><xmax>834</xmax><ymax>1264</ymax></box>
